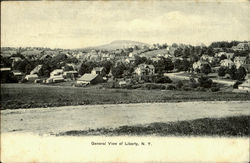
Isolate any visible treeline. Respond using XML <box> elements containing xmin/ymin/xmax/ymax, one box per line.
<box><xmin>209</xmin><ymin>41</ymin><xmax>245</xmax><ymax>49</ymax></box>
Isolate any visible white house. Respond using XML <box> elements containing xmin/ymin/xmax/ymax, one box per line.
<box><xmin>220</xmin><ymin>59</ymin><xmax>234</xmax><ymax>68</ymax></box>
<box><xmin>25</xmin><ymin>74</ymin><xmax>38</xmax><ymax>81</ymax></box>
<box><xmin>50</xmin><ymin>69</ymin><xmax>64</xmax><ymax>77</ymax></box>
<box><xmin>30</xmin><ymin>65</ymin><xmax>42</xmax><ymax>75</ymax></box>
<box><xmin>234</xmin><ymin>57</ymin><xmax>247</xmax><ymax>68</ymax></box>
<box><xmin>134</xmin><ymin>64</ymin><xmax>155</xmax><ymax>76</ymax></box>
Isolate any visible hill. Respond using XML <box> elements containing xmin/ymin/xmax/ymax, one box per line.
<box><xmin>86</xmin><ymin>40</ymin><xmax>150</xmax><ymax>50</ymax></box>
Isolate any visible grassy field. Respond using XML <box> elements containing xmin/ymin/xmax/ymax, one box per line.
<box><xmin>58</xmin><ymin>115</ymin><xmax>250</xmax><ymax>137</ymax></box>
<box><xmin>1</xmin><ymin>83</ymin><xmax>249</xmax><ymax>109</ymax></box>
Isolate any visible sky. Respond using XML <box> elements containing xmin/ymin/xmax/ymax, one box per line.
<box><xmin>1</xmin><ymin>0</ymin><xmax>249</xmax><ymax>49</ymax></box>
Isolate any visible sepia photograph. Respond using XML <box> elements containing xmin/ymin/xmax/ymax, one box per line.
<box><xmin>1</xmin><ymin>0</ymin><xmax>249</xmax><ymax>162</ymax></box>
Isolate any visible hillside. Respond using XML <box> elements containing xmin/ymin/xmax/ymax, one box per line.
<box><xmin>87</xmin><ymin>40</ymin><xmax>150</xmax><ymax>50</ymax></box>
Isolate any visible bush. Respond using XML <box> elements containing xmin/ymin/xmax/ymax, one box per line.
<box><xmin>182</xmin><ymin>85</ymin><xmax>192</xmax><ymax>91</ymax></box>
<box><xmin>198</xmin><ymin>76</ymin><xmax>213</xmax><ymax>88</ymax></box>
<box><xmin>131</xmin><ymin>85</ymin><xmax>142</xmax><ymax>89</ymax></box>
<box><xmin>211</xmin><ymin>87</ymin><xmax>220</xmax><ymax>92</ymax></box>
<box><xmin>176</xmin><ymin>80</ymin><xmax>184</xmax><ymax>89</ymax></box>
<box><xmin>189</xmin><ymin>77</ymin><xmax>198</xmax><ymax>88</ymax></box>
<box><xmin>233</xmin><ymin>81</ymin><xmax>243</xmax><ymax>89</ymax></box>
<box><xmin>20</xmin><ymin>78</ymin><xmax>28</xmax><ymax>83</ymax></box>
<box><xmin>218</xmin><ymin>66</ymin><xmax>226</xmax><ymax>77</ymax></box>
<box><xmin>201</xmin><ymin>64</ymin><xmax>211</xmax><ymax>75</ymax></box>
<box><xmin>166</xmin><ymin>85</ymin><xmax>176</xmax><ymax>90</ymax></box>
<box><xmin>155</xmin><ymin>76</ymin><xmax>172</xmax><ymax>83</ymax></box>
<box><xmin>195</xmin><ymin>87</ymin><xmax>207</xmax><ymax>92</ymax></box>
<box><xmin>145</xmin><ymin>84</ymin><xmax>166</xmax><ymax>90</ymax></box>
<box><xmin>235</xmin><ymin>67</ymin><xmax>247</xmax><ymax>81</ymax></box>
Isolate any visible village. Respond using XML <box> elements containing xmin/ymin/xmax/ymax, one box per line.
<box><xmin>1</xmin><ymin>40</ymin><xmax>250</xmax><ymax>92</ymax></box>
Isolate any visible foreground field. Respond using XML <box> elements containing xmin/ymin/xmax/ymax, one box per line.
<box><xmin>59</xmin><ymin>115</ymin><xmax>249</xmax><ymax>137</ymax></box>
<box><xmin>1</xmin><ymin>101</ymin><xmax>249</xmax><ymax>135</ymax></box>
<box><xmin>1</xmin><ymin>83</ymin><xmax>250</xmax><ymax>109</ymax></box>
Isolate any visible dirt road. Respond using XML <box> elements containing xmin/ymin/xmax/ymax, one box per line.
<box><xmin>1</xmin><ymin>101</ymin><xmax>249</xmax><ymax>134</ymax></box>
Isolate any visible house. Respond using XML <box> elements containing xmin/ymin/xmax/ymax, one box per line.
<box><xmin>51</xmin><ymin>76</ymin><xmax>65</xmax><ymax>83</ymax></box>
<box><xmin>25</xmin><ymin>74</ymin><xmax>38</xmax><ymax>82</ymax></box>
<box><xmin>12</xmin><ymin>70</ymin><xmax>23</xmax><ymax>80</ymax></box>
<box><xmin>77</xmin><ymin>73</ymin><xmax>103</xmax><ymax>85</ymax></box>
<box><xmin>164</xmin><ymin>54</ymin><xmax>173</xmax><ymax>59</ymax></box>
<box><xmin>151</xmin><ymin>57</ymin><xmax>161</xmax><ymax>62</ymax></box>
<box><xmin>200</xmin><ymin>55</ymin><xmax>215</xmax><ymax>63</ymax></box>
<box><xmin>63</xmin><ymin>71</ymin><xmax>78</xmax><ymax>79</ymax></box>
<box><xmin>39</xmin><ymin>54</ymin><xmax>52</xmax><ymax>60</ymax></box>
<box><xmin>234</xmin><ymin>57</ymin><xmax>247</xmax><ymax>68</ymax></box>
<box><xmin>215</xmin><ymin>52</ymin><xmax>226</xmax><ymax>58</ymax></box>
<box><xmin>10</xmin><ymin>57</ymin><xmax>22</xmax><ymax>62</ymax></box>
<box><xmin>232</xmin><ymin>42</ymin><xmax>250</xmax><ymax>51</ymax></box>
<box><xmin>0</xmin><ymin>67</ymin><xmax>11</xmax><ymax>72</ymax></box>
<box><xmin>225</xmin><ymin>53</ymin><xmax>234</xmax><ymax>59</ymax></box>
<box><xmin>118</xmin><ymin>81</ymin><xmax>127</xmax><ymax>87</ymax></box>
<box><xmin>129</xmin><ymin>52</ymin><xmax>137</xmax><ymax>58</ymax></box>
<box><xmin>50</xmin><ymin>69</ymin><xmax>64</xmax><ymax>77</ymax></box>
<box><xmin>125</xmin><ymin>57</ymin><xmax>136</xmax><ymax>64</ymax></box>
<box><xmin>0</xmin><ymin>68</ymin><xmax>11</xmax><ymax>83</ymax></box>
<box><xmin>192</xmin><ymin>61</ymin><xmax>209</xmax><ymax>70</ymax></box>
<box><xmin>30</xmin><ymin>65</ymin><xmax>42</xmax><ymax>75</ymax></box>
<box><xmin>220</xmin><ymin>59</ymin><xmax>234</xmax><ymax>68</ymax></box>
<box><xmin>10</xmin><ymin>57</ymin><xmax>22</xmax><ymax>67</ymax></box>
<box><xmin>91</xmin><ymin>67</ymin><xmax>105</xmax><ymax>76</ymax></box>
<box><xmin>238</xmin><ymin>79</ymin><xmax>250</xmax><ymax>92</ymax></box>
<box><xmin>46</xmin><ymin>69</ymin><xmax>65</xmax><ymax>83</ymax></box>
<box><xmin>134</xmin><ymin>64</ymin><xmax>155</xmax><ymax>76</ymax></box>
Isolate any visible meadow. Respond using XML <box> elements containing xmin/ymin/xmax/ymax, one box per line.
<box><xmin>1</xmin><ymin>83</ymin><xmax>249</xmax><ymax>109</ymax></box>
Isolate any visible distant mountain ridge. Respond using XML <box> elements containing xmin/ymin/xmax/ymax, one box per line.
<box><xmin>85</xmin><ymin>40</ymin><xmax>150</xmax><ymax>50</ymax></box>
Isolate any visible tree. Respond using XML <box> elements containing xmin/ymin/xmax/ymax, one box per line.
<box><xmin>226</xmin><ymin>65</ymin><xmax>237</xmax><ymax>80</ymax></box>
<box><xmin>64</xmin><ymin>65</ymin><xmax>74</xmax><ymax>71</ymax></box>
<box><xmin>112</xmin><ymin>63</ymin><xmax>127</xmax><ymax>78</ymax></box>
<box><xmin>200</xmin><ymin>64</ymin><xmax>211</xmax><ymax>75</ymax></box>
<box><xmin>218</xmin><ymin>66</ymin><xmax>226</xmax><ymax>77</ymax></box>
<box><xmin>102</xmin><ymin>61</ymin><xmax>113</xmax><ymax>75</ymax></box>
<box><xmin>155</xmin><ymin>76</ymin><xmax>172</xmax><ymax>83</ymax></box>
<box><xmin>79</xmin><ymin>61</ymin><xmax>95</xmax><ymax>75</ymax></box>
<box><xmin>235</xmin><ymin>66</ymin><xmax>247</xmax><ymax>81</ymax></box>
<box><xmin>134</xmin><ymin>56</ymin><xmax>147</xmax><ymax>66</ymax></box>
<box><xmin>198</xmin><ymin>76</ymin><xmax>213</xmax><ymax>88</ymax></box>
<box><xmin>174</xmin><ymin>59</ymin><xmax>191</xmax><ymax>71</ymax></box>
<box><xmin>154</xmin><ymin>58</ymin><xmax>174</xmax><ymax>74</ymax></box>
<box><xmin>220</xmin><ymin>55</ymin><xmax>227</xmax><ymax>61</ymax></box>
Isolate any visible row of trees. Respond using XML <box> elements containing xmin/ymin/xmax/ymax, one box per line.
<box><xmin>218</xmin><ymin>66</ymin><xmax>247</xmax><ymax>81</ymax></box>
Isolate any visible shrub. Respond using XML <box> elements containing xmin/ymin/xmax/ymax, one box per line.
<box><xmin>198</xmin><ymin>76</ymin><xmax>213</xmax><ymax>88</ymax></box>
<box><xmin>20</xmin><ymin>78</ymin><xmax>28</xmax><ymax>83</ymax></box>
<box><xmin>211</xmin><ymin>87</ymin><xmax>220</xmax><ymax>92</ymax></box>
<box><xmin>233</xmin><ymin>81</ymin><xmax>243</xmax><ymax>89</ymax></box>
<box><xmin>176</xmin><ymin>80</ymin><xmax>184</xmax><ymax>89</ymax></box>
<box><xmin>218</xmin><ymin>66</ymin><xmax>226</xmax><ymax>77</ymax></box>
<box><xmin>235</xmin><ymin>67</ymin><xmax>247</xmax><ymax>81</ymax></box>
<box><xmin>155</xmin><ymin>76</ymin><xmax>172</xmax><ymax>83</ymax></box>
<box><xmin>145</xmin><ymin>84</ymin><xmax>166</xmax><ymax>90</ymax></box>
<box><xmin>189</xmin><ymin>77</ymin><xmax>198</xmax><ymax>88</ymax></box>
<box><xmin>182</xmin><ymin>85</ymin><xmax>192</xmax><ymax>91</ymax></box>
<box><xmin>201</xmin><ymin>64</ymin><xmax>212</xmax><ymax>75</ymax></box>
<box><xmin>131</xmin><ymin>85</ymin><xmax>142</xmax><ymax>89</ymax></box>
<box><xmin>195</xmin><ymin>87</ymin><xmax>207</xmax><ymax>92</ymax></box>
<box><xmin>166</xmin><ymin>85</ymin><xmax>176</xmax><ymax>90</ymax></box>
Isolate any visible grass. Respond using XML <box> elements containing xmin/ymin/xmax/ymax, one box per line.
<box><xmin>58</xmin><ymin>115</ymin><xmax>250</xmax><ymax>137</ymax></box>
<box><xmin>1</xmin><ymin>83</ymin><xmax>249</xmax><ymax>109</ymax></box>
